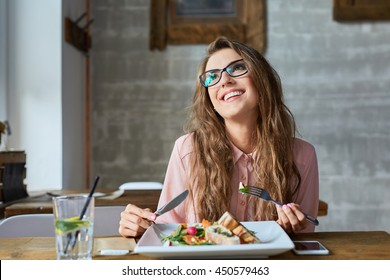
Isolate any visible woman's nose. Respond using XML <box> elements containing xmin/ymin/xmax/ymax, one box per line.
<box><xmin>219</xmin><ymin>71</ymin><xmax>234</xmax><ymax>87</ymax></box>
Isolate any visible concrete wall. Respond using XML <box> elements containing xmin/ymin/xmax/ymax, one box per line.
<box><xmin>90</xmin><ymin>0</ymin><xmax>390</xmax><ymax>232</ymax></box>
<box><xmin>91</xmin><ymin>0</ymin><xmax>203</xmax><ymax>187</ymax></box>
<box><xmin>61</xmin><ymin>0</ymin><xmax>87</xmax><ymax>189</ymax></box>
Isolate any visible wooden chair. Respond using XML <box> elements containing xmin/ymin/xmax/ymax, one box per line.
<box><xmin>0</xmin><ymin>151</ymin><xmax>28</xmax><ymax>202</ymax></box>
<box><xmin>318</xmin><ymin>200</ymin><xmax>328</xmax><ymax>216</ymax></box>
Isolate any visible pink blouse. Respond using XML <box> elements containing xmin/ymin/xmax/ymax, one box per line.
<box><xmin>155</xmin><ymin>133</ymin><xmax>319</xmax><ymax>232</ymax></box>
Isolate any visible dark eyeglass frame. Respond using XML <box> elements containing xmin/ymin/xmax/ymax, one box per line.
<box><xmin>199</xmin><ymin>59</ymin><xmax>248</xmax><ymax>88</ymax></box>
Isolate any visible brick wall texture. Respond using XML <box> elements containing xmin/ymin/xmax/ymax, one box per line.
<box><xmin>90</xmin><ymin>0</ymin><xmax>390</xmax><ymax>232</ymax></box>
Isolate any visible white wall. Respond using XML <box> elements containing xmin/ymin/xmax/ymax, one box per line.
<box><xmin>7</xmin><ymin>0</ymin><xmax>62</xmax><ymax>190</ymax></box>
<box><xmin>0</xmin><ymin>0</ymin><xmax>7</xmax><ymax>120</ymax></box>
<box><xmin>2</xmin><ymin>0</ymin><xmax>87</xmax><ymax>191</ymax></box>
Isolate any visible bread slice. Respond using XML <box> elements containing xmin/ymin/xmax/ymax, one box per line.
<box><xmin>217</xmin><ymin>211</ymin><xmax>261</xmax><ymax>244</ymax></box>
<box><xmin>205</xmin><ymin>225</ymin><xmax>240</xmax><ymax>245</ymax></box>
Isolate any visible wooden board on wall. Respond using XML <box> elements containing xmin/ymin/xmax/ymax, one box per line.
<box><xmin>150</xmin><ymin>0</ymin><xmax>266</xmax><ymax>53</ymax></box>
<box><xmin>334</xmin><ymin>0</ymin><xmax>390</xmax><ymax>21</ymax></box>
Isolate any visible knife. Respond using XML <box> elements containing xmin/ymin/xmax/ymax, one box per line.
<box><xmin>154</xmin><ymin>189</ymin><xmax>189</xmax><ymax>217</ymax></box>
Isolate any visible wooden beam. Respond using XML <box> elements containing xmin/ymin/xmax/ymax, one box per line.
<box><xmin>334</xmin><ymin>0</ymin><xmax>390</xmax><ymax>21</ymax></box>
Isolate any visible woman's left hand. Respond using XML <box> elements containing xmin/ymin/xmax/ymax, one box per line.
<box><xmin>275</xmin><ymin>203</ymin><xmax>307</xmax><ymax>233</ymax></box>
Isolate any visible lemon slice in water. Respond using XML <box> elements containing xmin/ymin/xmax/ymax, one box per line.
<box><xmin>55</xmin><ymin>217</ymin><xmax>90</xmax><ymax>235</ymax></box>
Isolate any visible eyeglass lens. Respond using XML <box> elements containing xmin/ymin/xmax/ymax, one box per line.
<box><xmin>200</xmin><ymin>59</ymin><xmax>248</xmax><ymax>87</ymax></box>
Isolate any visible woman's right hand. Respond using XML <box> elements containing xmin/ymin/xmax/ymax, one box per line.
<box><xmin>119</xmin><ymin>204</ymin><xmax>157</xmax><ymax>237</ymax></box>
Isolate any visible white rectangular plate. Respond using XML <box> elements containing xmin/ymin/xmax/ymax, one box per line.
<box><xmin>134</xmin><ymin>221</ymin><xmax>294</xmax><ymax>258</ymax></box>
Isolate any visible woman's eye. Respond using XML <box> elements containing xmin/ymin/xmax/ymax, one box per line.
<box><xmin>232</xmin><ymin>64</ymin><xmax>246</xmax><ymax>72</ymax></box>
<box><xmin>204</xmin><ymin>72</ymin><xmax>218</xmax><ymax>86</ymax></box>
<box><xmin>208</xmin><ymin>72</ymin><xmax>219</xmax><ymax>80</ymax></box>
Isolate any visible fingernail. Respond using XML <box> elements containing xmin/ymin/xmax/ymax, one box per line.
<box><xmin>150</xmin><ymin>213</ymin><xmax>157</xmax><ymax>220</ymax></box>
<box><xmin>282</xmin><ymin>204</ymin><xmax>288</xmax><ymax>210</ymax></box>
<box><xmin>287</xmin><ymin>203</ymin><xmax>293</xmax><ymax>208</ymax></box>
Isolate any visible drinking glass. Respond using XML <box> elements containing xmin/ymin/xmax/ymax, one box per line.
<box><xmin>52</xmin><ymin>195</ymin><xmax>94</xmax><ymax>260</ymax></box>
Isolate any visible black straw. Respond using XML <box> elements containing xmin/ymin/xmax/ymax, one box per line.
<box><xmin>78</xmin><ymin>175</ymin><xmax>100</xmax><ymax>220</ymax></box>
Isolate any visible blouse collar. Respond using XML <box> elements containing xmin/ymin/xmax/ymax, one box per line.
<box><xmin>231</xmin><ymin>141</ymin><xmax>255</xmax><ymax>164</ymax></box>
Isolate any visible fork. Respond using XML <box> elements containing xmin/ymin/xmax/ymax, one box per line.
<box><xmin>240</xmin><ymin>184</ymin><xmax>319</xmax><ymax>226</ymax></box>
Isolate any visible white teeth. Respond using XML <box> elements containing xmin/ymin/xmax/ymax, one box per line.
<box><xmin>223</xmin><ymin>91</ymin><xmax>243</xmax><ymax>101</ymax></box>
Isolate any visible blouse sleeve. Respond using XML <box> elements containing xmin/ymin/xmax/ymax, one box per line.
<box><xmin>154</xmin><ymin>135</ymin><xmax>191</xmax><ymax>224</ymax></box>
<box><xmin>293</xmin><ymin>139</ymin><xmax>319</xmax><ymax>233</ymax></box>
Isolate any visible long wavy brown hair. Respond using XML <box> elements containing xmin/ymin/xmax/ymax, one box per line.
<box><xmin>184</xmin><ymin>37</ymin><xmax>301</xmax><ymax>222</ymax></box>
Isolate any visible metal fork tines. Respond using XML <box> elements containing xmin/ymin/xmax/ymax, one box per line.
<box><xmin>246</xmin><ymin>186</ymin><xmax>283</xmax><ymax>207</ymax></box>
<box><xmin>244</xmin><ymin>185</ymin><xmax>319</xmax><ymax>226</ymax></box>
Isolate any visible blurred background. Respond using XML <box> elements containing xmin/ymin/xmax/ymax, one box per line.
<box><xmin>1</xmin><ymin>0</ymin><xmax>389</xmax><ymax>232</ymax></box>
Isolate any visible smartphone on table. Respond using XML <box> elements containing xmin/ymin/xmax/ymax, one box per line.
<box><xmin>292</xmin><ymin>240</ymin><xmax>329</xmax><ymax>255</ymax></box>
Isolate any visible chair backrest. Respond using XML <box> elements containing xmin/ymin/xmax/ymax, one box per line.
<box><xmin>0</xmin><ymin>206</ymin><xmax>125</xmax><ymax>238</ymax></box>
<box><xmin>94</xmin><ymin>206</ymin><xmax>124</xmax><ymax>236</ymax></box>
<box><xmin>0</xmin><ymin>214</ymin><xmax>55</xmax><ymax>238</ymax></box>
<box><xmin>118</xmin><ymin>181</ymin><xmax>163</xmax><ymax>190</ymax></box>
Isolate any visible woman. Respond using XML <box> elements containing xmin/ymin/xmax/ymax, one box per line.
<box><xmin>119</xmin><ymin>37</ymin><xmax>319</xmax><ymax>237</ymax></box>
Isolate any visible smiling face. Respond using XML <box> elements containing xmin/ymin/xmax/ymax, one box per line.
<box><xmin>205</xmin><ymin>48</ymin><xmax>259</xmax><ymax>123</ymax></box>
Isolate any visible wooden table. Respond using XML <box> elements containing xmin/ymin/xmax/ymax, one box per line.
<box><xmin>0</xmin><ymin>231</ymin><xmax>389</xmax><ymax>260</ymax></box>
<box><xmin>2</xmin><ymin>189</ymin><xmax>161</xmax><ymax>218</ymax></box>
<box><xmin>2</xmin><ymin>189</ymin><xmax>328</xmax><ymax>218</ymax></box>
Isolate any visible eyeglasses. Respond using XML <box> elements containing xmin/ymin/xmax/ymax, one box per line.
<box><xmin>199</xmin><ymin>59</ymin><xmax>248</xmax><ymax>88</ymax></box>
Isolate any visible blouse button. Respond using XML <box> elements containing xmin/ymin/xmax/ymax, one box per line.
<box><xmin>240</xmin><ymin>200</ymin><xmax>246</xmax><ymax>206</ymax></box>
